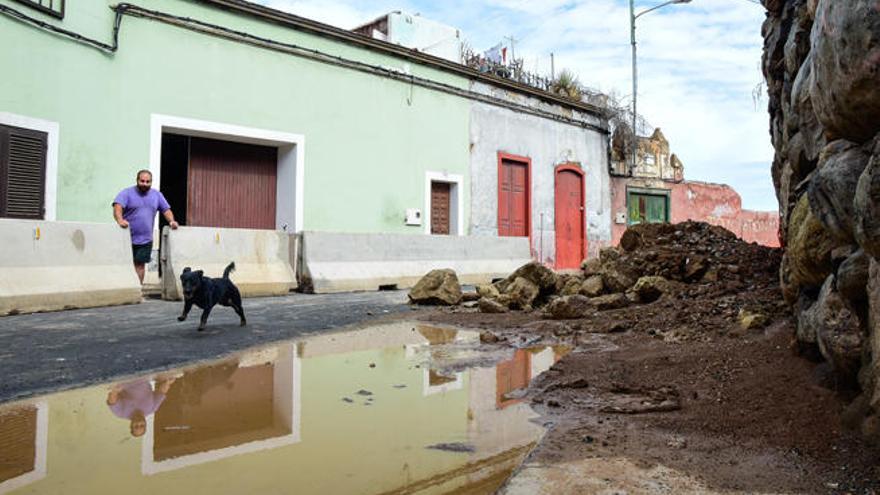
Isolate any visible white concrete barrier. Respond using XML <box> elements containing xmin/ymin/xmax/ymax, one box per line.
<box><xmin>300</xmin><ymin>232</ymin><xmax>532</xmax><ymax>293</ymax></box>
<box><xmin>161</xmin><ymin>226</ymin><xmax>296</xmax><ymax>300</ymax></box>
<box><xmin>0</xmin><ymin>219</ymin><xmax>142</xmax><ymax>316</ymax></box>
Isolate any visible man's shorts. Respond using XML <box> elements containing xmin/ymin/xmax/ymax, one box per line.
<box><xmin>132</xmin><ymin>243</ymin><xmax>153</xmax><ymax>264</ymax></box>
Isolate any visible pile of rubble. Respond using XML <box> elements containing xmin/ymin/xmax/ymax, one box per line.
<box><xmin>409</xmin><ymin>221</ymin><xmax>785</xmax><ymax>337</ymax></box>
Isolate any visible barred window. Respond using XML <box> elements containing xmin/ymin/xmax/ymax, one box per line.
<box><xmin>12</xmin><ymin>0</ymin><xmax>64</xmax><ymax>19</ymax></box>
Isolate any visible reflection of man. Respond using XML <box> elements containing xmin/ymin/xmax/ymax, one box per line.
<box><xmin>106</xmin><ymin>377</ymin><xmax>176</xmax><ymax>437</ymax></box>
<box><xmin>112</xmin><ymin>170</ymin><xmax>179</xmax><ymax>284</ymax></box>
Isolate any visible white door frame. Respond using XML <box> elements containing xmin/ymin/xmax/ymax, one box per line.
<box><xmin>149</xmin><ymin>114</ymin><xmax>305</xmax><ymax>233</ymax></box>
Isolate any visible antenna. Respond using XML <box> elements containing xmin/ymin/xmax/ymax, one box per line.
<box><xmin>503</xmin><ymin>35</ymin><xmax>519</xmax><ymax>61</ymax></box>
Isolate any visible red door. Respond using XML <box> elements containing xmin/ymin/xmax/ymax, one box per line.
<box><xmin>188</xmin><ymin>137</ymin><xmax>277</xmax><ymax>229</ymax></box>
<box><xmin>498</xmin><ymin>154</ymin><xmax>530</xmax><ymax>237</ymax></box>
<box><xmin>554</xmin><ymin>166</ymin><xmax>585</xmax><ymax>269</ymax></box>
<box><xmin>496</xmin><ymin>349</ymin><xmax>532</xmax><ymax>409</ymax></box>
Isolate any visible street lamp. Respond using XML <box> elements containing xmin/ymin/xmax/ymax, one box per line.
<box><xmin>629</xmin><ymin>0</ymin><xmax>692</xmax><ymax>175</ymax></box>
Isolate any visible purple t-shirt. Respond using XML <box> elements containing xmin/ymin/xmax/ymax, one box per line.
<box><xmin>112</xmin><ymin>186</ymin><xmax>170</xmax><ymax>245</ymax></box>
<box><xmin>108</xmin><ymin>380</ymin><xmax>167</xmax><ymax>419</ymax></box>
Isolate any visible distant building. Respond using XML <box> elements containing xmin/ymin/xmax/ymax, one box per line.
<box><xmin>610</xmin><ymin>128</ymin><xmax>780</xmax><ymax>247</ymax></box>
<box><xmin>353</xmin><ymin>11</ymin><xmax>463</xmax><ymax>63</ymax></box>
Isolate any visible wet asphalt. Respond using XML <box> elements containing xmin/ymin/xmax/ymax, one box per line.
<box><xmin>0</xmin><ymin>290</ymin><xmax>417</xmax><ymax>404</ymax></box>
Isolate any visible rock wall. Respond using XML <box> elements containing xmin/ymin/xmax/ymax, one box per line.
<box><xmin>762</xmin><ymin>0</ymin><xmax>880</xmax><ymax>441</ymax></box>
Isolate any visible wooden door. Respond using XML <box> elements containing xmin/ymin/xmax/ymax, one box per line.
<box><xmin>0</xmin><ymin>406</ymin><xmax>37</xmax><ymax>483</ymax></box>
<box><xmin>430</xmin><ymin>181</ymin><xmax>450</xmax><ymax>235</ymax></box>
<box><xmin>188</xmin><ymin>137</ymin><xmax>277</xmax><ymax>229</ymax></box>
<box><xmin>498</xmin><ymin>156</ymin><xmax>529</xmax><ymax>237</ymax></box>
<box><xmin>554</xmin><ymin>167</ymin><xmax>585</xmax><ymax>269</ymax></box>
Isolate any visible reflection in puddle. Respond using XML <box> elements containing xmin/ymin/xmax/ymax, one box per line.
<box><xmin>0</xmin><ymin>322</ymin><xmax>567</xmax><ymax>495</ymax></box>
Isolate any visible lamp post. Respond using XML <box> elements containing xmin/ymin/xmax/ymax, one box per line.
<box><xmin>629</xmin><ymin>0</ymin><xmax>691</xmax><ymax>175</ymax></box>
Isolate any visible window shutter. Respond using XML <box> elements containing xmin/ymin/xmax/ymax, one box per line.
<box><xmin>0</xmin><ymin>124</ymin><xmax>47</xmax><ymax>220</ymax></box>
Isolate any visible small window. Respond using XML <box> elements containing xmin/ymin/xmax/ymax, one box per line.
<box><xmin>12</xmin><ymin>0</ymin><xmax>64</xmax><ymax>19</ymax></box>
<box><xmin>0</xmin><ymin>124</ymin><xmax>48</xmax><ymax>220</ymax></box>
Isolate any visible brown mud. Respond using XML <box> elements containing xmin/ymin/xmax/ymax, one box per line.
<box><xmin>415</xmin><ymin>222</ymin><xmax>880</xmax><ymax>494</ymax></box>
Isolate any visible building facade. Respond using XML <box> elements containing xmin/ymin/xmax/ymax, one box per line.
<box><xmin>0</xmin><ymin>0</ymin><xmax>612</xmax><ymax>286</ymax></box>
<box><xmin>610</xmin><ymin>128</ymin><xmax>780</xmax><ymax>247</ymax></box>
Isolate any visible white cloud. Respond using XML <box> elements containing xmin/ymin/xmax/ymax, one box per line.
<box><xmin>254</xmin><ymin>0</ymin><xmax>776</xmax><ymax>210</ymax></box>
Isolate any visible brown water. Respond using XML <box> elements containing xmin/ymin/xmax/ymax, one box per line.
<box><xmin>0</xmin><ymin>322</ymin><xmax>568</xmax><ymax>495</ymax></box>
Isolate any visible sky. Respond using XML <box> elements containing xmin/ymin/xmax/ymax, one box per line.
<box><xmin>256</xmin><ymin>0</ymin><xmax>777</xmax><ymax>211</ymax></box>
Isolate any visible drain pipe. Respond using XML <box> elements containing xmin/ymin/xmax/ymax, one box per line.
<box><xmin>539</xmin><ymin>212</ymin><xmax>544</xmax><ymax>265</ymax></box>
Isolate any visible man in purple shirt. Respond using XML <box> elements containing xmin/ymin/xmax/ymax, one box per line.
<box><xmin>112</xmin><ymin>170</ymin><xmax>179</xmax><ymax>284</ymax></box>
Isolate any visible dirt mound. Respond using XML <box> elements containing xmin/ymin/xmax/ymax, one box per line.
<box><xmin>604</xmin><ymin>221</ymin><xmax>786</xmax><ymax>337</ymax></box>
<box><xmin>468</xmin><ymin>221</ymin><xmax>785</xmax><ymax>339</ymax></box>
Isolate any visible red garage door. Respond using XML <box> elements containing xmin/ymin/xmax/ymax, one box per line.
<box><xmin>188</xmin><ymin>137</ymin><xmax>277</xmax><ymax>229</ymax></box>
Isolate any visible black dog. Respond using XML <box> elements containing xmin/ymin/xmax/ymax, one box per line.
<box><xmin>178</xmin><ymin>262</ymin><xmax>246</xmax><ymax>331</ymax></box>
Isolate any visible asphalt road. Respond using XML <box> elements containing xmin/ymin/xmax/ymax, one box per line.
<box><xmin>0</xmin><ymin>291</ymin><xmax>418</xmax><ymax>403</ymax></box>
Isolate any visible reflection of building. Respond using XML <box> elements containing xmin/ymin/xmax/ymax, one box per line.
<box><xmin>463</xmin><ymin>345</ymin><xmax>565</xmax><ymax>491</ymax></box>
<box><xmin>0</xmin><ymin>402</ymin><xmax>47</xmax><ymax>494</ymax></box>
<box><xmin>9</xmin><ymin>322</ymin><xmax>564</xmax><ymax>494</ymax></box>
<box><xmin>142</xmin><ymin>344</ymin><xmax>300</xmax><ymax>474</ymax></box>
<box><xmin>610</xmin><ymin>128</ymin><xmax>780</xmax><ymax>247</ymax></box>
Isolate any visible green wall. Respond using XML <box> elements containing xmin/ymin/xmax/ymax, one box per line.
<box><xmin>0</xmin><ymin>0</ymin><xmax>471</xmax><ymax>233</ymax></box>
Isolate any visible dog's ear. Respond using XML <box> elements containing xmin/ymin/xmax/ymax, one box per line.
<box><xmin>194</xmin><ymin>270</ymin><xmax>204</xmax><ymax>278</ymax></box>
<box><xmin>182</xmin><ymin>267</ymin><xmax>191</xmax><ymax>273</ymax></box>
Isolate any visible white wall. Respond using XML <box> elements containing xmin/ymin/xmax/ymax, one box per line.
<box><xmin>468</xmin><ymin>82</ymin><xmax>612</xmax><ymax>264</ymax></box>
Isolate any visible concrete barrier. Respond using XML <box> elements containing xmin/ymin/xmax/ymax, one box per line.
<box><xmin>0</xmin><ymin>219</ymin><xmax>141</xmax><ymax>316</ymax></box>
<box><xmin>161</xmin><ymin>226</ymin><xmax>296</xmax><ymax>300</ymax></box>
<box><xmin>300</xmin><ymin>232</ymin><xmax>532</xmax><ymax>293</ymax></box>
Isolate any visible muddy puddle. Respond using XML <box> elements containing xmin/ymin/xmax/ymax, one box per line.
<box><xmin>0</xmin><ymin>322</ymin><xmax>567</xmax><ymax>495</ymax></box>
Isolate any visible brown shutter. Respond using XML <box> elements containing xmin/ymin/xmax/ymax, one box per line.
<box><xmin>0</xmin><ymin>124</ymin><xmax>47</xmax><ymax>220</ymax></box>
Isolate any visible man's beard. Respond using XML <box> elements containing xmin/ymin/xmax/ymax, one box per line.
<box><xmin>137</xmin><ymin>185</ymin><xmax>150</xmax><ymax>193</ymax></box>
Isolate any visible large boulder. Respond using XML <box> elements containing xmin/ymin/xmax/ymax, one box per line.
<box><xmin>556</xmin><ymin>273</ymin><xmax>584</xmax><ymax>296</ymax></box>
<box><xmin>506</xmin><ymin>277</ymin><xmax>540</xmax><ymax>310</ymax></box>
<box><xmin>600</xmin><ymin>258</ymin><xmax>638</xmax><ymax>293</ymax></box>
<box><xmin>786</xmin><ymin>195</ymin><xmax>840</xmax><ymax>289</ymax></box>
<box><xmin>408</xmin><ymin>269</ymin><xmax>462</xmax><ymax>305</ymax></box>
<box><xmin>867</xmin><ymin>260</ymin><xmax>880</xmax><ymax>412</ymax></box>
<box><xmin>630</xmin><ymin>276</ymin><xmax>670</xmax><ymax>304</ymax></box>
<box><xmin>796</xmin><ymin>292</ymin><xmax>819</xmax><ymax>345</ymax></box>
<box><xmin>783</xmin><ymin>1</ymin><xmax>812</xmax><ymax>76</ymax></box>
<box><xmin>497</xmin><ymin>261</ymin><xmax>558</xmax><ymax>295</ymax></box>
<box><xmin>789</xmin><ymin>58</ymin><xmax>825</xmax><ymax>168</ymax></box>
<box><xmin>807</xmin><ymin>140</ymin><xmax>870</xmax><ymax>243</ymax></box>
<box><xmin>476</xmin><ymin>284</ymin><xmax>501</xmax><ymax>300</ymax></box>
<box><xmin>854</xmin><ymin>140</ymin><xmax>880</xmax><ymax>258</ymax></box>
<box><xmin>478</xmin><ymin>297</ymin><xmax>509</xmax><ymax>314</ymax></box>
<box><xmin>581</xmin><ymin>257</ymin><xmax>602</xmax><ymax>277</ymax></box>
<box><xmin>590</xmin><ymin>293</ymin><xmax>629</xmax><ymax>311</ymax></box>
<box><xmin>836</xmin><ymin>248</ymin><xmax>870</xmax><ymax>316</ymax></box>
<box><xmin>619</xmin><ymin>229</ymin><xmax>643</xmax><ymax>252</ymax></box>
<box><xmin>580</xmin><ymin>275</ymin><xmax>605</xmax><ymax>298</ymax></box>
<box><xmin>545</xmin><ymin>295</ymin><xmax>593</xmax><ymax>320</ymax></box>
<box><xmin>809</xmin><ymin>0</ymin><xmax>880</xmax><ymax>142</ymax></box>
<box><xmin>805</xmin><ymin>276</ymin><xmax>865</xmax><ymax>383</ymax></box>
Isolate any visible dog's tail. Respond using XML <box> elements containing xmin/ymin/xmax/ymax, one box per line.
<box><xmin>223</xmin><ymin>262</ymin><xmax>236</xmax><ymax>279</ymax></box>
